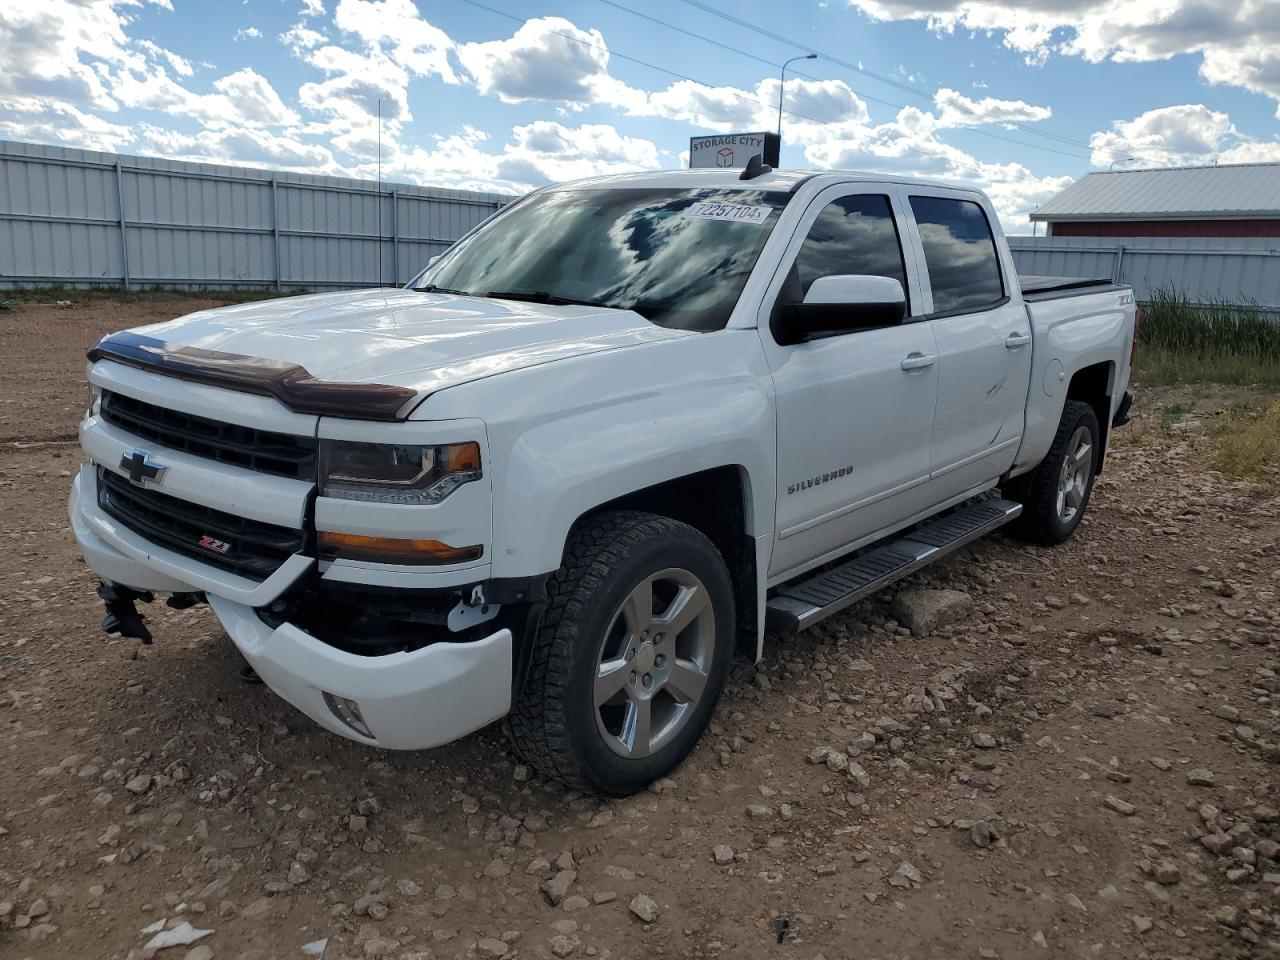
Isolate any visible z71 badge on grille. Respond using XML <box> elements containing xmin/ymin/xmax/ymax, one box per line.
<box><xmin>198</xmin><ymin>535</ymin><xmax>232</xmax><ymax>555</ymax></box>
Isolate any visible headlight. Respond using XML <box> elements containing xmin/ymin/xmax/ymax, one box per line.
<box><xmin>319</xmin><ymin>440</ymin><xmax>482</xmax><ymax>504</ymax></box>
<box><xmin>87</xmin><ymin>382</ymin><xmax>102</xmax><ymax>419</ymax></box>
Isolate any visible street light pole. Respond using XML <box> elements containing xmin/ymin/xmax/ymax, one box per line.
<box><xmin>1109</xmin><ymin>156</ymin><xmax>1136</xmax><ymax>172</ymax></box>
<box><xmin>777</xmin><ymin>53</ymin><xmax>818</xmax><ymax>140</ymax></box>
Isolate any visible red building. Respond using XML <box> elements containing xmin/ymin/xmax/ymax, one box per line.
<box><xmin>1031</xmin><ymin>163</ymin><xmax>1280</xmax><ymax>238</ymax></box>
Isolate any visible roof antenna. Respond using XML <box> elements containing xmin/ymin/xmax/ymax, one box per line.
<box><xmin>376</xmin><ymin>97</ymin><xmax>383</xmax><ymax>288</ymax></box>
<box><xmin>739</xmin><ymin>153</ymin><xmax>772</xmax><ymax>181</ymax></box>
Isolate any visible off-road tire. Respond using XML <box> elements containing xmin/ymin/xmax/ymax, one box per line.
<box><xmin>508</xmin><ymin>510</ymin><xmax>735</xmax><ymax>796</ymax></box>
<box><xmin>1006</xmin><ymin>400</ymin><xmax>1101</xmax><ymax>546</ymax></box>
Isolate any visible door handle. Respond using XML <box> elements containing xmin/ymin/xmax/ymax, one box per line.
<box><xmin>1005</xmin><ymin>332</ymin><xmax>1031</xmax><ymax>349</ymax></box>
<box><xmin>900</xmin><ymin>352</ymin><xmax>937</xmax><ymax>371</ymax></box>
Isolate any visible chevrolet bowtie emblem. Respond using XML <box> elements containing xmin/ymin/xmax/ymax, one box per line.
<box><xmin>120</xmin><ymin>449</ymin><xmax>167</xmax><ymax>487</ymax></box>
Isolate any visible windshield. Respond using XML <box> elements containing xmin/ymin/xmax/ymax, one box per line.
<box><xmin>413</xmin><ymin>187</ymin><xmax>791</xmax><ymax>331</ymax></box>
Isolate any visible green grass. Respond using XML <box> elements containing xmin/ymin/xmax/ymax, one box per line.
<box><xmin>1135</xmin><ymin>289</ymin><xmax>1280</xmax><ymax>387</ymax></box>
<box><xmin>1157</xmin><ymin>401</ymin><xmax>1189</xmax><ymax>428</ymax></box>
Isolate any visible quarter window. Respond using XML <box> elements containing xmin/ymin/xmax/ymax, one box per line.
<box><xmin>909</xmin><ymin>196</ymin><xmax>1004</xmax><ymax>314</ymax></box>
<box><xmin>791</xmin><ymin>195</ymin><xmax>909</xmax><ymax>304</ymax></box>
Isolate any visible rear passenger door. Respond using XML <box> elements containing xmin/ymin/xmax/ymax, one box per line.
<box><xmin>760</xmin><ymin>185</ymin><xmax>939</xmax><ymax>581</ymax></box>
<box><xmin>905</xmin><ymin>193</ymin><xmax>1032</xmax><ymax>499</ymax></box>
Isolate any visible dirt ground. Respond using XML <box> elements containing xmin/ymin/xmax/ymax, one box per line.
<box><xmin>1</xmin><ymin>296</ymin><xmax>1277</xmax><ymax>960</ymax></box>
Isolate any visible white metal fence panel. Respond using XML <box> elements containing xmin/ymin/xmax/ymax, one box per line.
<box><xmin>0</xmin><ymin>139</ymin><xmax>511</xmax><ymax>291</ymax></box>
<box><xmin>1008</xmin><ymin>235</ymin><xmax>1280</xmax><ymax>309</ymax></box>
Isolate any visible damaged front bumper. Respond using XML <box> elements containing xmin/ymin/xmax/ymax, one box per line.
<box><xmin>209</xmin><ymin>594</ymin><xmax>512</xmax><ymax>749</ymax></box>
<box><xmin>70</xmin><ymin>468</ymin><xmax>517</xmax><ymax>750</ymax></box>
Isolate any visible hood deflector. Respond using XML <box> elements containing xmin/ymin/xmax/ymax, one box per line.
<box><xmin>87</xmin><ymin>331</ymin><xmax>418</xmax><ymax>421</ymax></box>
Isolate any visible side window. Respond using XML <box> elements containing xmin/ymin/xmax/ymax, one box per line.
<box><xmin>908</xmin><ymin>196</ymin><xmax>1004</xmax><ymax>314</ymax></box>
<box><xmin>791</xmin><ymin>194</ymin><xmax>909</xmax><ymax>306</ymax></box>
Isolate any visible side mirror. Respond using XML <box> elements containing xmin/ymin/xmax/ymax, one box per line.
<box><xmin>777</xmin><ymin>275</ymin><xmax>906</xmax><ymax>343</ymax></box>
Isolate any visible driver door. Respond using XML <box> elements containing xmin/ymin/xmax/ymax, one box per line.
<box><xmin>758</xmin><ymin>185</ymin><xmax>939</xmax><ymax>581</ymax></box>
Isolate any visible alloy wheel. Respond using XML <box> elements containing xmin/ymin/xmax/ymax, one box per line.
<box><xmin>593</xmin><ymin>567</ymin><xmax>716</xmax><ymax>759</ymax></box>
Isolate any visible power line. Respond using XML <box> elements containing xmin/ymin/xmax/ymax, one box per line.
<box><xmin>453</xmin><ymin>0</ymin><xmax>1130</xmax><ymax>168</ymax></box>
<box><xmin>669</xmin><ymin>0</ymin><xmax>1167</xmax><ymax>166</ymax></box>
<box><xmin>672</xmin><ymin>0</ymin><xmax>1102</xmax><ymax>152</ymax></box>
<box><xmin>587</xmin><ymin>0</ymin><xmax>1114</xmax><ymax>162</ymax></box>
<box><xmin>454</xmin><ymin>0</ymin><xmax>833</xmax><ymax>128</ymax></box>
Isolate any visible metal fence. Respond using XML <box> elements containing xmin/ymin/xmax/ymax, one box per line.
<box><xmin>0</xmin><ymin>139</ymin><xmax>511</xmax><ymax>291</ymax></box>
<box><xmin>1008</xmin><ymin>235</ymin><xmax>1280</xmax><ymax>310</ymax></box>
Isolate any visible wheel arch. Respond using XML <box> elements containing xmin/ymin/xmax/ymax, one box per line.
<box><xmin>1065</xmin><ymin>360</ymin><xmax>1114</xmax><ymax>472</ymax></box>
<box><xmin>574</xmin><ymin>465</ymin><xmax>760</xmax><ymax>661</ymax></box>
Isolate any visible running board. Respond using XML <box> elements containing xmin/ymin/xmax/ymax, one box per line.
<box><xmin>765</xmin><ymin>499</ymin><xmax>1022</xmax><ymax>634</ymax></box>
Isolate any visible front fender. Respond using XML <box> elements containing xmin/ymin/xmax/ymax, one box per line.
<box><xmin>494</xmin><ymin>379</ymin><xmax>774</xmax><ymax>577</ymax></box>
<box><xmin>414</xmin><ymin>330</ymin><xmax>779</xmax><ymax>580</ymax></box>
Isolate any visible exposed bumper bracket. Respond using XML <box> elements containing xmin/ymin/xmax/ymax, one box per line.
<box><xmin>97</xmin><ymin>580</ymin><xmax>155</xmax><ymax>644</ymax></box>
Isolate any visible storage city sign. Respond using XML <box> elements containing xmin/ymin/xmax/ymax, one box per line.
<box><xmin>689</xmin><ymin>133</ymin><xmax>781</xmax><ymax>169</ymax></box>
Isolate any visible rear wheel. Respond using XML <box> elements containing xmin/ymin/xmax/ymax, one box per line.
<box><xmin>508</xmin><ymin>511</ymin><xmax>734</xmax><ymax>795</ymax></box>
<box><xmin>1006</xmin><ymin>400</ymin><xmax>1100</xmax><ymax>545</ymax></box>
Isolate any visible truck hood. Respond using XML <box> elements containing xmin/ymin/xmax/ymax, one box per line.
<box><xmin>132</xmin><ymin>288</ymin><xmax>694</xmax><ymax>397</ymax></box>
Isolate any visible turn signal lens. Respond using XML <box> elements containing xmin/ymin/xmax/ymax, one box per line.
<box><xmin>441</xmin><ymin>441</ymin><xmax>481</xmax><ymax>473</ymax></box>
<box><xmin>319</xmin><ymin>531</ymin><xmax>483</xmax><ymax>565</ymax></box>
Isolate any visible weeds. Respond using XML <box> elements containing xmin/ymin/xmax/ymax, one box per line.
<box><xmin>1135</xmin><ymin>289</ymin><xmax>1280</xmax><ymax>387</ymax></box>
<box><xmin>1214</xmin><ymin>398</ymin><xmax>1280</xmax><ymax>480</ymax></box>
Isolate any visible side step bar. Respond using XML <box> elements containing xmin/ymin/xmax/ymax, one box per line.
<box><xmin>765</xmin><ymin>498</ymin><xmax>1022</xmax><ymax>634</ymax></box>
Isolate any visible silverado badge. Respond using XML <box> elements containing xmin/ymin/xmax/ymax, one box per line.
<box><xmin>787</xmin><ymin>465</ymin><xmax>854</xmax><ymax>496</ymax></box>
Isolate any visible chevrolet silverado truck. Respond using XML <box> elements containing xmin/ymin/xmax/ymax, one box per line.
<box><xmin>71</xmin><ymin>165</ymin><xmax>1136</xmax><ymax>795</ymax></box>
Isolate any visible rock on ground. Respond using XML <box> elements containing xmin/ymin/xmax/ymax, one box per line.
<box><xmin>892</xmin><ymin>588</ymin><xmax>974</xmax><ymax>637</ymax></box>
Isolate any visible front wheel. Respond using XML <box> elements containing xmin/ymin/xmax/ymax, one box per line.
<box><xmin>508</xmin><ymin>511</ymin><xmax>735</xmax><ymax>796</ymax></box>
<box><xmin>1006</xmin><ymin>400</ymin><xmax>1101</xmax><ymax>545</ymax></box>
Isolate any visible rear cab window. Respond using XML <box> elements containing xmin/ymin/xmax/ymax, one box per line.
<box><xmin>908</xmin><ymin>195</ymin><xmax>1004</xmax><ymax>315</ymax></box>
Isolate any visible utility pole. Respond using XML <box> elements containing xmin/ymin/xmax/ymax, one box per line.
<box><xmin>777</xmin><ymin>53</ymin><xmax>818</xmax><ymax>140</ymax></box>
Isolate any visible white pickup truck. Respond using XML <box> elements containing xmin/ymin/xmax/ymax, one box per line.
<box><xmin>71</xmin><ymin>166</ymin><xmax>1136</xmax><ymax>795</ymax></box>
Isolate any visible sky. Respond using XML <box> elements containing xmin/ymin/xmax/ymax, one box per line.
<box><xmin>1</xmin><ymin>0</ymin><xmax>1278</xmax><ymax>233</ymax></box>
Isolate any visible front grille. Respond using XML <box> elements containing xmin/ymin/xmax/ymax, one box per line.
<box><xmin>101</xmin><ymin>390</ymin><xmax>316</xmax><ymax>480</ymax></box>
<box><xmin>97</xmin><ymin>467</ymin><xmax>305</xmax><ymax>581</ymax></box>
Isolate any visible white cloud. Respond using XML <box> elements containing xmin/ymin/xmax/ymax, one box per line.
<box><xmin>235</xmin><ymin>27</ymin><xmax>262</xmax><ymax>41</ymax></box>
<box><xmin>288</xmin><ymin>0</ymin><xmax>460</xmax><ymax>164</ymax></box>
<box><xmin>331</xmin><ymin>0</ymin><xmax>455</xmax><ymax>83</ymax></box>
<box><xmin>0</xmin><ymin>0</ymin><xmax>175</xmax><ymax>109</ymax></box>
<box><xmin>372</xmin><ymin>121</ymin><xmax>661</xmax><ymax>193</ymax></box>
<box><xmin>846</xmin><ymin>0</ymin><xmax>1280</xmax><ymax>116</ymax></box>
<box><xmin>458</xmin><ymin>16</ymin><xmax>619</xmax><ymax>106</ymax></box>
<box><xmin>643</xmin><ymin>80</ymin><xmax>763</xmax><ymax>129</ymax></box>
<box><xmin>139</xmin><ymin>123</ymin><xmax>342</xmax><ymax>171</ymax></box>
<box><xmin>0</xmin><ymin>97</ymin><xmax>135</xmax><ymax>151</ymax></box>
<box><xmin>281</xmin><ymin>23</ymin><xmax>327</xmax><ymax>53</ymax></box>
<box><xmin>111</xmin><ymin>65</ymin><xmax>300</xmax><ymax>128</ymax></box>
<box><xmin>1217</xmin><ymin>140</ymin><xmax>1280</xmax><ymax>164</ymax></box>
<box><xmin>1089</xmin><ymin>103</ymin><xmax>1234</xmax><ymax>166</ymax></box>
<box><xmin>640</xmin><ymin>76</ymin><xmax>869</xmax><ymax>132</ymax></box>
<box><xmin>801</xmin><ymin>104</ymin><xmax>1072</xmax><ymax>231</ymax></box>
<box><xmin>1089</xmin><ymin>103</ymin><xmax>1280</xmax><ymax>167</ymax></box>
<box><xmin>933</xmin><ymin>87</ymin><xmax>1051</xmax><ymax>127</ymax></box>
<box><xmin>136</xmin><ymin>38</ymin><xmax>193</xmax><ymax>77</ymax></box>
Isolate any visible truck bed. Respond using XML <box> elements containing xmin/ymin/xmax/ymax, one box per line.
<box><xmin>1019</xmin><ymin>275</ymin><xmax>1123</xmax><ymax>302</ymax></box>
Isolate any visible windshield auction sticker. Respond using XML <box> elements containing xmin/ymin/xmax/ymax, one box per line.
<box><xmin>682</xmin><ymin>201</ymin><xmax>772</xmax><ymax>225</ymax></box>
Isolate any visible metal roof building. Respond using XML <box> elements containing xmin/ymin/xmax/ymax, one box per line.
<box><xmin>1030</xmin><ymin>162</ymin><xmax>1280</xmax><ymax>238</ymax></box>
